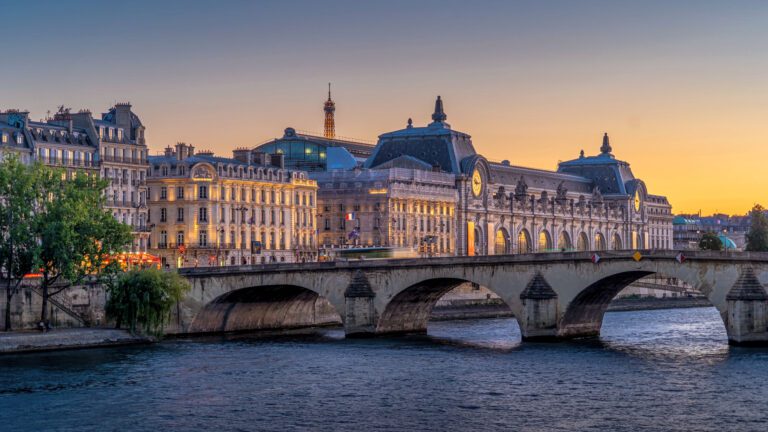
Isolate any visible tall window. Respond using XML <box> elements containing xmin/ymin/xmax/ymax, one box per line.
<box><xmin>160</xmin><ymin>208</ymin><xmax>167</xmax><ymax>222</ymax></box>
<box><xmin>198</xmin><ymin>185</ymin><xmax>208</xmax><ymax>199</ymax></box>
<box><xmin>199</xmin><ymin>230</ymin><xmax>208</xmax><ymax>247</ymax></box>
<box><xmin>177</xmin><ymin>231</ymin><xmax>185</xmax><ymax>245</ymax></box>
<box><xmin>199</xmin><ymin>207</ymin><xmax>208</xmax><ymax>222</ymax></box>
<box><xmin>176</xmin><ymin>186</ymin><xmax>184</xmax><ymax>199</ymax></box>
<box><xmin>160</xmin><ymin>230</ymin><xmax>168</xmax><ymax>246</ymax></box>
<box><xmin>177</xmin><ymin>208</ymin><xmax>184</xmax><ymax>222</ymax></box>
<box><xmin>160</xmin><ymin>187</ymin><xmax>167</xmax><ymax>199</ymax></box>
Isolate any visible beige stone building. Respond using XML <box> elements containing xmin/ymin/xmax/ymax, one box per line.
<box><xmin>314</xmin><ymin>168</ymin><xmax>457</xmax><ymax>254</ymax></box>
<box><xmin>147</xmin><ymin>143</ymin><xmax>317</xmax><ymax>268</ymax></box>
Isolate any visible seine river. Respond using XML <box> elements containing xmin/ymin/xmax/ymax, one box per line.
<box><xmin>1</xmin><ymin>307</ymin><xmax>767</xmax><ymax>431</ymax></box>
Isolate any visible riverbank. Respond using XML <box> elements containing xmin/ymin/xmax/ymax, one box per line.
<box><xmin>0</xmin><ymin>328</ymin><xmax>152</xmax><ymax>354</ymax></box>
<box><xmin>606</xmin><ymin>296</ymin><xmax>712</xmax><ymax>312</ymax></box>
<box><xmin>430</xmin><ymin>296</ymin><xmax>713</xmax><ymax>321</ymax></box>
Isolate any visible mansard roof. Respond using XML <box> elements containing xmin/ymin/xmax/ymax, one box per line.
<box><xmin>366</xmin><ymin>97</ymin><xmax>477</xmax><ymax>174</ymax></box>
<box><xmin>489</xmin><ymin>162</ymin><xmax>594</xmax><ymax>194</ymax></box>
<box><xmin>372</xmin><ymin>154</ymin><xmax>434</xmax><ymax>171</ymax></box>
<box><xmin>557</xmin><ymin>136</ymin><xmax>638</xmax><ymax>196</ymax></box>
<box><xmin>101</xmin><ymin>106</ymin><xmax>143</xmax><ymax>128</ymax></box>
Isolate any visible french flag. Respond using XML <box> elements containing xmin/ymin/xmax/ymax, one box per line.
<box><xmin>345</xmin><ymin>212</ymin><xmax>355</xmax><ymax>221</ymax></box>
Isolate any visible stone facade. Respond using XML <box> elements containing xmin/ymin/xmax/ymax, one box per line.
<box><xmin>284</xmin><ymin>96</ymin><xmax>674</xmax><ymax>255</ymax></box>
<box><xmin>0</xmin><ymin>104</ymin><xmax>150</xmax><ymax>252</ymax></box>
<box><xmin>147</xmin><ymin>144</ymin><xmax>318</xmax><ymax>268</ymax></box>
<box><xmin>314</xmin><ymin>168</ymin><xmax>457</xmax><ymax>254</ymax></box>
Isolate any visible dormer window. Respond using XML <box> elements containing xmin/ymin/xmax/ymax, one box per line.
<box><xmin>16</xmin><ymin>134</ymin><xmax>23</xmax><ymax>145</ymax></box>
<box><xmin>117</xmin><ymin>129</ymin><xmax>123</xmax><ymax>141</ymax></box>
<box><xmin>1</xmin><ymin>133</ymin><xmax>7</xmax><ymax>144</ymax></box>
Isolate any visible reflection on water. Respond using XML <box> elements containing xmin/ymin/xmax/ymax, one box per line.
<box><xmin>1</xmin><ymin>307</ymin><xmax>767</xmax><ymax>432</ymax></box>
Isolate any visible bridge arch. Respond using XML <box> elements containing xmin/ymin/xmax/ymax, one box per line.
<box><xmin>188</xmin><ymin>284</ymin><xmax>342</xmax><ymax>334</ymax></box>
<box><xmin>376</xmin><ymin>275</ymin><xmax>522</xmax><ymax>335</ymax></box>
<box><xmin>557</xmin><ymin>262</ymin><xmax>735</xmax><ymax>340</ymax></box>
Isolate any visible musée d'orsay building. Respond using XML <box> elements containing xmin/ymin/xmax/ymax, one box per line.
<box><xmin>253</xmin><ymin>93</ymin><xmax>674</xmax><ymax>257</ymax></box>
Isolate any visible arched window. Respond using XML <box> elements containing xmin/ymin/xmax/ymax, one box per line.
<box><xmin>558</xmin><ymin>231</ymin><xmax>572</xmax><ymax>251</ymax></box>
<box><xmin>612</xmin><ymin>233</ymin><xmax>623</xmax><ymax>250</ymax></box>
<box><xmin>518</xmin><ymin>229</ymin><xmax>531</xmax><ymax>254</ymax></box>
<box><xmin>495</xmin><ymin>228</ymin><xmax>509</xmax><ymax>255</ymax></box>
<box><xmin>474</xmin><ymin>226</ymin><xmax>483</xmax><ymax>255</ymax></box>
<box><xmin>594</xmin><ymin>232</ymin><xmax>606</xmax><ymax>250</ymax></box>
<box><xmin>538</xmin><ymin>230</ymin><xmax>552</xmax><ymax>252</ymax></box>
<box><xmin>636</xmin><ymin>232</ymin><xmax>644</xmax><ymax>249</ymax></box>
<box><xmin>577</xmin><ymin>232</ymin><xmax>589</xmax><ymax>251</ymax></box>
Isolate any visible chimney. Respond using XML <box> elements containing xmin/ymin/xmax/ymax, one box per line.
<box><xmin>114</xmin><ymin>102</ymin><xmax>132</xmax><ymax>131</ymax></box>
<box><xmin>232</xmin><ymin>148</ymin><xmax>252</xmax><ymax>164</ymax></box>
<box><xmin>175</xmin><ymin>142</ymin><xmax>188</xmax><ymax>160</ymax></box>
<box><xmin>164</xmin><ymin>146</ymin><xmax>175</xmax><ymax>157</ymax></box>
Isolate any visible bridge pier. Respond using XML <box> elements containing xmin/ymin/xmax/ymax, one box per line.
<box><xmin>725</xmin><ymin>267</ymin><xmax>768</xmax><ymax>345</ymax></box>
<box><xmin>344</xmin><ymin>270</ymin><xmax>377</xmax><ymax>337</ymax></box>
<box><xmin>518</xmin><ymin>273</ymin><xmax>560</xmax><ymax>341</ymax></box>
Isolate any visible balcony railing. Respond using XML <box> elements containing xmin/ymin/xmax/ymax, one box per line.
<box><xmin>100</xmin><ymin>155</ymin><xmax>149</xmax><ymax>165</ymax></box>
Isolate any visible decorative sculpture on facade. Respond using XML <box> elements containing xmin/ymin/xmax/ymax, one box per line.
<box><xmin>514</xmin><ymin>177</ymin><xmax>528</xmax><ymax>201</ymax></box>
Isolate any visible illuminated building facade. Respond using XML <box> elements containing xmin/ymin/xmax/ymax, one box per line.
<box><xmin>146</xmin><ymin>143</ymin><xmax>317</xmax><ymax>268</ymax></box>
<box><xmin>309</xmin><ymin>96</ymin><xmax>674</xmax><ymax>255</ymax></box>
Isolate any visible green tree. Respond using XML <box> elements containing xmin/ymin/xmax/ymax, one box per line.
<box><xmin>35</xmin><ymin>170</ymin><xmax>132</xmax><ymax>328</ymax></box>
<box><xmin>106</xmin><ymin>268</ymin><xmax>190</xmax><ymax>336</ymax></box>
<box><xmin>699</xmin><ymin>231</ymin><xmax>723</xmax><ymax>251</ymax></box>
<box><xmin>0</xmin><ymin>157</ymin><xmax>43</xmax><ymax>331</ymax></box>
<box><xmin>746</xmin><ymin>204</ymin><xmax>768</xmax><ymax>252</ymax></box>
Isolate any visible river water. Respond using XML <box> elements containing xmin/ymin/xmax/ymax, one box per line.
<box><xmin>1</xmin><ymin>307</ymin><xmax>767</xmax><ymax>431</ymax></box>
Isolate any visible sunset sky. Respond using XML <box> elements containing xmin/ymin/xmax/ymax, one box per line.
<box><xmin>2</xmin><ymin>0</ymin><xmax>767</xmax><ymax>215</ymax></box>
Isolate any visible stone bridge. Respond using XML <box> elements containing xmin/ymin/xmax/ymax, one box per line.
<box><xmin>173</xmin><ymin>251</ymin><xmax>768</xmax><ymax>345</ymax></box>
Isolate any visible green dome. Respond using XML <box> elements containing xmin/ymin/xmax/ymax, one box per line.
<box><xmin>718</xmin><ymin>235</ymin><xmax>737</xmax><ymax>250</ymax></box>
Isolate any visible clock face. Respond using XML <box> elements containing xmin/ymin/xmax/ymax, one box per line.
<box><xmin>634</xmin><ymin>191</ymin><xmax>641</xmax><ymax>212</ymax></box>
<box><xmin>472</xmin><ymin>169</ymin><xmax>483</xmax><ymax>197</ymax></box>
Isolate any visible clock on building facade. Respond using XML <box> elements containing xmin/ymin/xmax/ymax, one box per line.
<box><xmin>471</xmin><ymin>169</ymin><xmax>483</xmax><ymax>197</ymax></box>
<box><xmin>634</xmin><ymin>190</ymin><xmax>641</xmax><ymax>212</ymax></box>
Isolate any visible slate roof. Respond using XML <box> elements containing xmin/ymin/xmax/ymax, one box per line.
<box><xmin>558</xmin><ymin>151</ymin><xmax>637</xmax><ymax>196</ymax></box>
<box><xmin>489</xmin><ymin>162</ymin><xmax>594</xmax><ymax>193</ymax></box>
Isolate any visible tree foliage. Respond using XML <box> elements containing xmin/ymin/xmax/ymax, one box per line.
<box><xmin>0</xmin><ymin>157</ymin><xmax>133</xmax><ymax>329</ymax></box>
<box><xmin>746</xmin><ymin>204</ymin><xmax>768</xmax><ymax>252</ymax></box>
<box><xmin>106</xmin><ymin>268</ymin><xmax>190</xmax><ymax>337</ymax></box>
<box><xmin>35</xmin><ymin>169</ymin><xmax>133</xmax><ymax>325</ymax></box>
<box><xmin>0</xmin><ymin>157</ymin><xmax>43</xmax><ymax>330</ymax></box>
<box><xmin>699</xmin><ymin>231</ymin><xmax>723</xmax><ymax>251</ymax></box>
